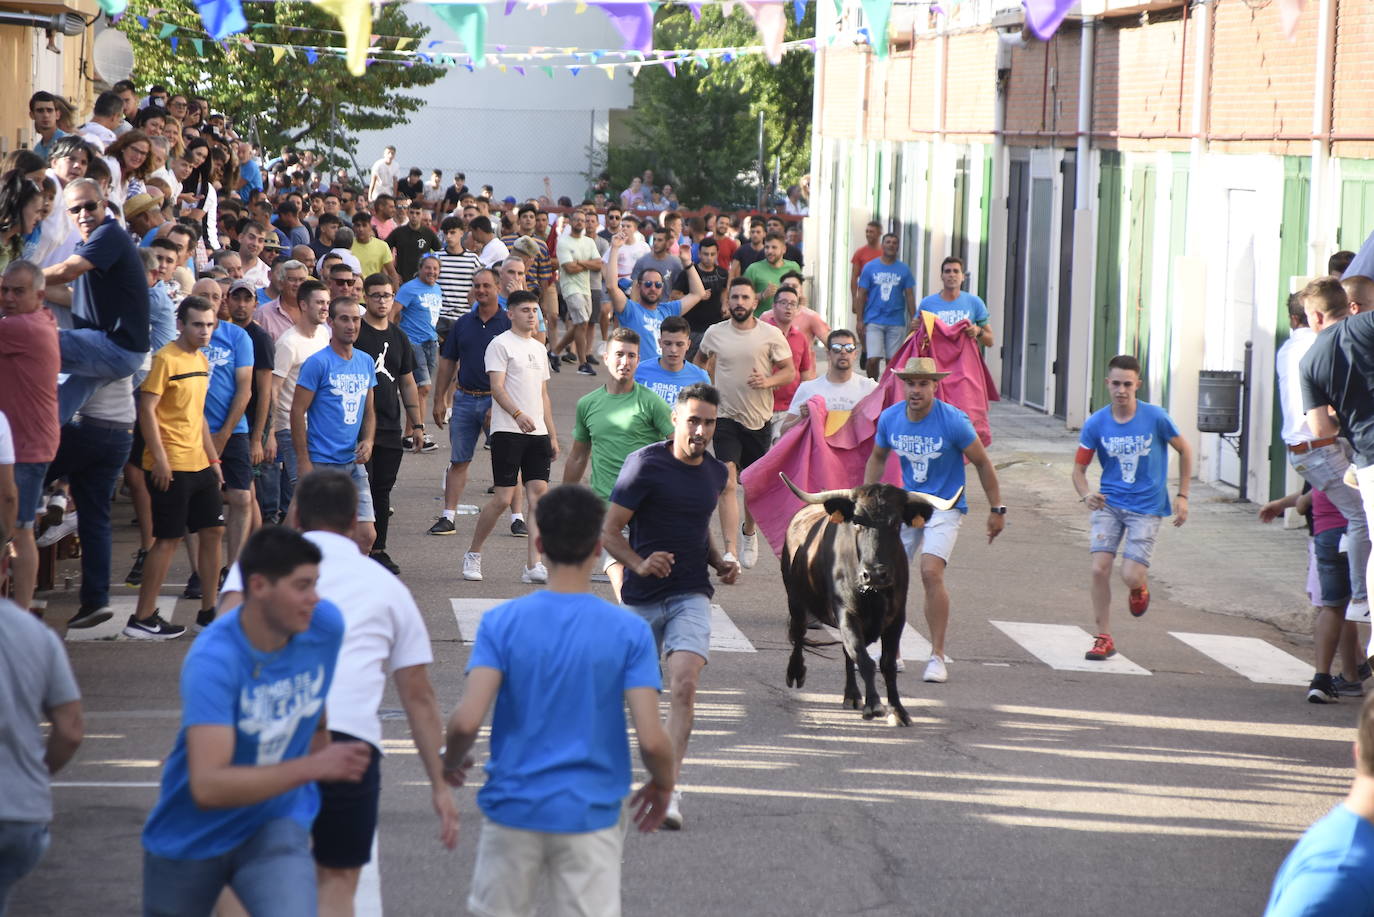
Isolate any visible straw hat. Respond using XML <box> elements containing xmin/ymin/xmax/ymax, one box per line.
<box><xmin>889</xmin><ymin>356</ymin><xmax>950</xmax><ymax>381</ymax></box>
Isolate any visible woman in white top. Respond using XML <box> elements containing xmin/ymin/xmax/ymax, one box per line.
<box><xmin>102</xmin><ymin>129</ymin><xmax>154</xmax><ymax>209</ymax></box>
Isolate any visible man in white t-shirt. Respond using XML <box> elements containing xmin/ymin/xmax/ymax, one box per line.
<box><xmin>368</xmin><ymin>145</ymin><xmax>400</xmax><ymax>201</ymax></box>
<box><xmin>463</xmin><ymin>291</ymin><xmax>558</xmax><ymax>584</ymax></box>
<box><xmin>217</xmin><ymin>469</ymin><xmax>456</xmax><ymax>914</ymax></box>
<box><xmin>779</xmin><ymin>327</ymin><xmax>877</xmax><ymax>435</ymax></box>
<box><xmin>602</xmin><ymin>214</ymin><xmax>651</xmax><ymax>281</ymax></box>
<box><xmin>552</xmin><ymin>208</ymin><xmax>604</xmax><ymax>374</ymax></box>
<box><xmin>469</xmin><ymin>215</ymin><xmax>510</xmax><ymax>269</ymax></box>
<box><xmin>268</xmin><ymin>280</ymin><xmax>331</xmax><ymax>508</ymax></box>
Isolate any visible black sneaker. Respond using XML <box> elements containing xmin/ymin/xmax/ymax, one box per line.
<box><xmin>428</xmin><ymin>516</ymin><xmax>457</xmax><ymax>536</ymax></box>
<box><xmin>586</xmin><ymin>353</ymin><xmax>600</xmax><ymax>366</ymax></box>
<box><xmin>123</xmin><ymin>612</ymin><xmax>186</xmax><ymax>640</ymax></box>
<box><xmin>67</xmin><ymin>604</ymin><xmax>114</xmax><ymax>629</ymax></box>
<box><xmin>1308</xmin><ymin>674</ymin><xmax>1339</xmax><ymax>704</ymax></box>
<box><xmin>510</xmin><ymin>518</ymin><xmax>529</xmax><ymax>537</ymax></box>
<box><xmin>1361</xmin><ymin>661</ymin><xmax>1372</xmax><ymax>682</ymax></box>
<box><xmin>547</xmin><ymin>352</ymin><xmax>561</xmax><ymax>373</ymax></box>
<box><xmin>218</xmin><ymin>566</ymin><xmax>229</xmax><ymax>592</ymax></box>
<box><xmin>193</xmin><ymin>607</ymin><xmax>216</xmax><ymax>633</ymax></box>
<box><xmin>370</xmin><ymin>550</ymin><xmax>401</xmax><ymax>575</ymax></box>
<box><xmin>183</xmin><ymin>571</ymin><xmax>203</xmax><ymax>600</ymax></box>
<box><xmin>561</xmin><ymin>352</ymin><xmax>578</xmax><ymax>364</ymax></box>
<box><xmin>1333</xmin><ymin>674</ymin><xmax>1366</xmax><ymax>697</ymax></box>
<box><xmin>576</xmin><ymin>363</ymin><xmax>596</xmax><ymax>376</ymax></box>
<box><xmin>422</xmin><ymin>436</ymin><xmax>438</xmax><ymax>453</ymax></box>
<box><xmin>124</xmin><ymin>549</ymin><xmax>148</xmax><ymax>587</ymax></box>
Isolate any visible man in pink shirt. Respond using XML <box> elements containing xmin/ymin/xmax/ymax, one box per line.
<box><xmin>766</xmin><ymin>271</ymin><xmax>831</xmax><ymax>349</ymax></box>
<box><xmin>0</xmin><ymin>260</ymin><xmax>61</xmax><ymax>613</ymax></box>
<box><xmin>760</xmin><ymin>286</ymin><xmax>816</xmax><ymax>444</ymax></box>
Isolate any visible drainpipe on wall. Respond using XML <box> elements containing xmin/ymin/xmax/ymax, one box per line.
<box><xmin>1066</xmin><ymin>17</ymin><xmax>1095</xmax><ymax>428</ymax></box>
<box><xmin>1308</xmin><ymin>0</ymin><xmax>1335</xmax><ymax>274</ymax></box>
<box><xmin>985</xmin><ymin>31</ymin><xmax>1016</xmax><ymax>387</ymax></box>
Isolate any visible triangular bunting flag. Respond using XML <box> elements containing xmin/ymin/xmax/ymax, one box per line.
<box><xmin>305</xmin><ymin>47</ymin><xmax>318</xmax><ymax>63</ymax></box>
<box><xmin>170</xmin><ymin>36</ymin><xmax>179</xmax><ymax>50</ymax></box>
<box><xmin>430</xmin><ymin>4</ymin><xmax>487</xmax><ymax>68</ymax></box>
<box><xmin>599</xmin><ymin>63</ymin><xmax>615</xmax><ymax>78</ymax></box>
<box><xmin>857</xmin><ymin>0</ymin><xmax>892</xmax><ymax>56</ymax></box>
<box><xmin>591</xmin><ymin>2</ymin><xmax>654</xmax><ymax>55</ymax></box>
<box><xmin>541</xmin><ymin>65</ymin><xmax>554</xmax><ymax>78</ymax></box>
<box><xmin>97</xmin><ymin>0</ymin><xmax>128</xmax><ymax>15</ymax></box>
<box><xmin>745</xmin><ymin>1</ymin><xmax>786</xmax><ymax>63</ymax></box>
<box><xmin>191</xmin><ymin>37</ymin><xmax>204</xmax><ymax>55</ymax></box>
<box><xmin>793</xmin><ymin>0</ymin><xmax>805</xmax><ymax>24</ymax></box>
<box><xmin>136</xmin><ymin>15</ymin><xmax>148</xmax><ymax>27</ymax></box>
<box><xmin>570</xmin><ymin>66</ymin><xmax>581</xmax><ymax>75</ymax></box>
<box><xmin>514</xmin><ymin>65</ymin><xmax>526</xmax><ymax>75</ymax></box>
<box><xmin>273</xmin><ymin>45</ymin><xmax>286</xmax><ymax>63</ymax></box>
<box><xmin>193</xmin><ymin>0</ymin><xmax>247</xmax><ymax>40</ymax></box>
<box><xmin>661</xmin><ymin>59</ymin><xmax>675</xmax><ymax>76</ymax></box>
<box><xmin>157</xmin><ymin>22</ymin><xmax>177</xmax><ymax>38</ymax></box>
<box><xmin>575</xmin><ymin>0</ymin><xmax>587</xmax><ymax>10</ymax></box>
<box><xmin>313</xmin><ymin>0</ymin><xmax>371</xmax><ymax>75</ymax></box>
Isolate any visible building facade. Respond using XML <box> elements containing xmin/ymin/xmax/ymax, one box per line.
<box><xmin>0</xmin><ymin>0</ymin><xmax>99</xmax><ymax>156</ymax></box>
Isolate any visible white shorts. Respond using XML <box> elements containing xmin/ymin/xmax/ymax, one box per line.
<box><xmin>467</xmin><ymin>807</ymin><xmax>629</xmax><ymax>917</ymax></box>
<box><xmin>564</xmin><ymin>292</ymin><xmax>592</xmax><ymax>325</ymax></box>
<box><xmin>899</xmin><ymin>508</ymin><xmax>964</xmax><ymax>563</ymax></box>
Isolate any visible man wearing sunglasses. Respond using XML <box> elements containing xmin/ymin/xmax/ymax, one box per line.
<box><xmin>779</xmin><ymin>328</ymin><xmax>877</xmax><ymax>436</ymax></box>
<box><xmin>43</xmin><ymin>178</ymin><xmax>150</xmax><ymax>424</ymax></box>
<box><xmin>603</xmin><ymin>242</ymin><xmax>705</xmax><ymax>366</ymax></box>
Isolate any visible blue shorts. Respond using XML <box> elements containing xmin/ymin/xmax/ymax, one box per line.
<box><xmin>311</xmin><ymin>461</ymin><xmax>376</xmax><ymax>523</ymax></box>
<box><xmin>14</xmin><ymin>462</ymin><xmax>49</xmax><ymax>530</ymax></box>
<box><xmin>625</xmin><ymin>591</ymin><xmax>712</xmax><ymax>663</ymax></box>
<box><xmin>220</xmin><ymin>433</ymin><xmax>253</xmax><ymax>491</ymax></box>
<box><xmin>448</xmin><ymin>390</ymin><xmax>491</xmax><ymax>464</ymax></box>
<box><xmin>311</xmin><ymin>731</ymin><xmax>382</xmax><ymax>870</ymax></box>
<box><xmin>1089</xmin><ymin>505</ymin><xmax>1162</xmax><ymax>567</ymax></box>
<box><xmin>413</xmin><ymin>339</ymin><xmax>438</xmax><ymax>388</ymax></box>
<box><xmin>1314</xmin><ymin>527</ymin><xmax>1352</xmax><ymax>607</ymax></box>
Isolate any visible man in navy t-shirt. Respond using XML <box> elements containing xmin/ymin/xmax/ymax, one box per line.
<box><xmin>1072</xmin><ymin>353</ymin><xmax>1193</xmax><ymax>663</ymax></box>
<box><xmin>443</xmin><ymin>485</ymin><xmax>676</xmax><ymax>916</ymax></box>
<box><xmin>604</xmin><ymin>382</ymin><xmax>738</xmax><ymax>831</ymax></box>
<box><xmin>291</xmin><ymin>297</ymin><xmax>377</xmax><ymax>553</ymax></box>
<box><xmin>141</xmin><ymin>527</ymin><xmax>369</xmax><ymax>917</ymax></box>
<box><xmin>866</xmin><ymin>357</ymin><xmax>1005</xmax><ymax>685</ymax></box>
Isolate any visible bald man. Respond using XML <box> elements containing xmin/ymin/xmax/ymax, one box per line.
<box><xmin>291</xmin><ymin>244</ymin><xmax>317</xmax><ymax>277</ymax></box>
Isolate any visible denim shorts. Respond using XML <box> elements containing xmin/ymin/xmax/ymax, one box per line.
<box><xmin>448</xmin><ymin>390</ymin><xmax>491</xmax><ymax>464</ymax></box>
<box><xmin>1089</xmin><ymin>505</ymin><xmax>1162</xmax><ymax>567</ymax></box>
<box><xmin>1314</xmin><ymin>527</ymin><xmax>1352</xmax><ymax>607</ymax></box>
<box><xmin>413</xmin><ymin>338</ymin><xmax>438</xmax><ymax>387</ymax></box>
<box><xmin>13</xmin><ymin>462</ymin><xmax>49</xmax><ymax>530</ymax></box>
<box><xmin>0</xmin><ymin>820</ymin><xmax>49</xmax><ymax>915</ymax></box>
<box><xmin>312</xmin><ymin>461</ymin><xmax>376</xmax><ymax>522</ymax></box>
<box><xmin>625</xmin><ymin>591</ymin><xmax>712</xmax><ymax>663</ymax></box>
<box><xmin>864</xmin><ymin>323</ymin><xmax>907</xmax><ymax>360</ymax></box>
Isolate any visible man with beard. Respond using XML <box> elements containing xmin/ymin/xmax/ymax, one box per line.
<box><xmin>603</xmin><ymin>240</ymin><xmax>705</xmax><ymax>366</ymax></box>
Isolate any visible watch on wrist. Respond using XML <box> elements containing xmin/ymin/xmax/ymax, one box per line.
<box><xmin>990</xmin><ymin>506</ymin><xmax>1008</xmax><ymax>515</ymax></box>
<box><xmin>412</xmin><ymin>424</ymin><xmax>424</xmax><ymax>429</ymax></box>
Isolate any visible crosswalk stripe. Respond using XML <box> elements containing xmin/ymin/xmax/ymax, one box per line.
<box><xmin>66</xmin><ymin>597</ymin><xmax>140</xmax><ymax>642</ymax></box>
<box><xmin>356</xmin><ymin>836</ymin><xmax>382</xmax><ymax>916</ymax></box>
<box><xmin>1170</xmin><ymin>632</ymin><xmax>1311</xmax><ymax>685</ymax></box>
<box><xmin>820</xmin><ymin>622</ymin><xmax>933</xmax><ymax>662</ymax></box>
<box><xmin>991</xmin><ymin>621</ymin><xmax>1151</xmax><ymax>675</ymax></box>
<box><xmin>450</xmin><ymin>598</ymin><xmax>756</xmax><ymax>652</ymax></box>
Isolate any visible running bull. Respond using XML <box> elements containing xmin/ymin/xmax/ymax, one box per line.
<box><xmin>779</xmin><ymin>473</ymin><xmax>960</xmax><ymax>726</ymax></box>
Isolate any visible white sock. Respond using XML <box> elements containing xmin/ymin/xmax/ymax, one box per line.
<box><xmin>511</xmin><ymin>512</ymin><xmax>524</xmax><ymax>522</ymax></box>
<box><xmin>443</xmin><ymin>509</ymin><xmax>456</xmax><ymax>522</ymax></box>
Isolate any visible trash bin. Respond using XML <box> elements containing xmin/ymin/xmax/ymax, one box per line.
<box><xmin>1197</xmin><ymin>370</ymin><xmax>1243</xmax><ymax>433</ymax></box>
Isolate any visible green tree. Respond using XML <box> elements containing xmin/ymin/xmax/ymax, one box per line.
<box><xmin>119</xmin><ymin>0</ymin><xmax>444</xmax><ymax>167</ymax></box>
<box><xmin>606</xmin><ymin>4</ymin><xmax>814</xmax><ymax>208</ymax></box>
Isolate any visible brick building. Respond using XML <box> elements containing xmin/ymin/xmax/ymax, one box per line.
<box><xmin>808</xmin><ymin>0</ymin><xmax>1374</xmax><ymax>500</ymax></box>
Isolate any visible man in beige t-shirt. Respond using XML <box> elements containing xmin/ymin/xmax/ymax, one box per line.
<box><xmin>464</xmin><ymin>290</ymin><xmax>559</xmax><ymax>584</ymax></box>
<box><xmin>269</xmin><ymin>280</ymin><xmax>330</xmax><ymax>506</ymax></box>
<box><xmin>695</xmin><ymin>278</ymin><xmax>794</xmax><ymax>571</ymax></box>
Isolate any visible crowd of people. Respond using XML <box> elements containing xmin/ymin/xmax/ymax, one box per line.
<box><xmin>1</xmin><ymin>78</ymin><xmax>1372</xmax><ymax>915</ymax></box>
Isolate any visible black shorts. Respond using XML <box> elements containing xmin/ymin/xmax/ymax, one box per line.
<box><xmin>220</xmin><ymin>432</ymin><xmax>253</xmax><ymax>491</ymax></box>
<box><xmin>146</xmin><ymin>466</ymin><xmax>224</xmax><ymax>539</ymax></box>
<box><xmin>712</xmin><ymin>417</ymin><xmax>770</xmax><ymax>472</ymax></box>
<box><xmin>312</xmin><ymin>731</ymin><xmax>382</xmax><ymax>869</ymax></box>
<box><xmin>489</xmin><ymin>431</ymin><xmax>552</xmax><ymax>487</ymax></box>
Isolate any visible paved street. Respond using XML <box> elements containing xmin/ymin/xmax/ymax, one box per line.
<box><xmin>14</xmin><ymin>382</ymin><xmax>1353</xmax><ymax>917</ymax></box>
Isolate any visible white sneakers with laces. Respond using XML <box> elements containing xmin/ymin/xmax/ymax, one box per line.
<box><xmin>521</xmin><ymin>562</ymin><xmax>549</xmax><ymax>584</ymax></box>
<box><xmin>923</xmin><ymin>654</ymin><xmax>948</xmax><ymax>683</ymax></box>
<box><xmin>463</xmin><ymin>552</ymin><xmax>482</xmax><ymax>581</ymax></box>
<box><xmin>740</xmin><ymin>529</ymin><xmax>758</xmax><ymax>569</ymax></box>
<box><xmin>662</xmin><ymin>790</ymin><xmax>683</xmax><ymax>830</ymax></box>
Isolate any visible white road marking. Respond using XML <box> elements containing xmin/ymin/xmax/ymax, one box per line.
<box><xmin>991</xmin><ymin>621</ymin><xmax>1151</xmax><ymax>675</ymax></box>
<box><xmin>53</xmin><ymin>781</ymin><xmax>160</xmax><ymax>788</ymax></box>
<box><xmin>66</xmin><ymin>597</ymin><xmax>140</xmax><ymax>642</ymax></box>
<box><xmin>1170</xmin><ymin>632</ymin><xmax>1311</xmax><ymax>685</ymax></box>
<box><xmin>356</xmin><ymin>836</ymin><xmax>382</xmax><ymax>916</ymax></box>
<box><xmin>451</xmin><ymin>599</ymin><xmax>756</xmax><ymax>652</ymax></box>
<box><xmin>449</xmin><ymin>598</ymin><xmax>505</xmax><ymax>644</ymax></box>
<box><xmin>821</xmin><ymin>622</ymin><xmax>933</xmax><ymax>662</ymax></box>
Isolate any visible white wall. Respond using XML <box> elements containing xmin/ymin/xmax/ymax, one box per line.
<box><xmin>350</xmin><ymin>2</ymin><xmax>634</xmax><ymax>203</ymax></box>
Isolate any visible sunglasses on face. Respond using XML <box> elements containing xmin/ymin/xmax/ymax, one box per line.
<box><xmin>641</xmin><ymin>280</ymin><xmax>663</xmax><ymax>289</ymax></box>
<box><xmin>829</xmin><ymin>343</ymin><xmax>857</xmax><ymax>353</ymax></box>
<box><xmin>67</xmin><ymin>201</ymin><xmax>101</xmax><ymax>215</ymax></box>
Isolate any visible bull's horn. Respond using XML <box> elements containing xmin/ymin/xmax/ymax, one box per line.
<box><xmin>907</xmin><ymin>486</ymin><xmax>963</xmax><ymax>513</ymax></box>
<box><xmin>779</xmin><ymin>472</ymin><xmax>851</xmax><ymax>505</ymax></box>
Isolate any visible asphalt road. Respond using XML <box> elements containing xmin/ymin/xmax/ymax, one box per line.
<box><xmin>13</xmin><ymin>371</ymin><xmax>1353</xmax><ymax>917</ymax></box>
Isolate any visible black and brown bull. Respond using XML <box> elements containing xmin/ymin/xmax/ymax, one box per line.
<box><xmin>778</xmin><ymin>473</ymin><xmax>961</xmax><ymax>726</ymax></box>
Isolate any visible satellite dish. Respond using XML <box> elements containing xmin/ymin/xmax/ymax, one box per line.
<box><xmin>93</xmin><ymin>28</ymin><xmax>134</xmax><ymax>83</ymax></box>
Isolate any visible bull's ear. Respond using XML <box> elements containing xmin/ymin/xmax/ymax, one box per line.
<box><xmin>824</xmin><ymin>498</ymin><xmax>855</xmax><ymax>524</ymax></box>
<box><xmin>903</xmin><ymin>501</ymin><xmax>935</xmax><ymax>527</ymax></box>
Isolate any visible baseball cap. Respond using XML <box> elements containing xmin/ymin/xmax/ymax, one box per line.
<box><xmin>227</xmin><ymin>279</ymin><xmax>256</xmax><ymax>297</ymax></box>
<box><xmin>502</xmin><ymin>196</ymin><xmax>517</xmax><ymax>205</ymax></box>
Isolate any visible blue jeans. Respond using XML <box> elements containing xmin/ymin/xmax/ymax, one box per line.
<box><xmin>0</xmin><ymin>821</ymin><xmax>49</xmax><ymax>917</ymax></box>
<box><xmin>274</xmin><ymin>429</ymin><xmax>298</xmax><ymax>510</ymax></box>
<box><xmin>142</xmin><ymin>817</ymin><xmax>316</xmax><ymax>917</ymax></box>
<box><xmin>45</xmin><ymin>419</ymin><xmax>133</xmax><ymax>609</ymax></box>
<box><xmin>56</xmin><ymin>329</ymin><xmax>145</xmax><ymax>424</ymax></box>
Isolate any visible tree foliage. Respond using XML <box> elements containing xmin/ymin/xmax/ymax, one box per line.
<box><xmin>119</xmin><ymin>0</ymin><xmax>444</xmax><ymax>166</ymax></box>
<box><xmin>608</xmin><ymin>4</ymin><xmax>814</xmax><ymax>209</ymax></box>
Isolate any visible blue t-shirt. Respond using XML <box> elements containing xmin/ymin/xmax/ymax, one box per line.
<box><xmin>468</xmin><ymin>591</ymin><xmax>660</xmax><ymax>833</ymax></box>
<box><xmin>611</xmin><ymin>440</ymin><xmax>730</xmax><ymax>605</ymax></box>
<box><xmin>634</xmin><ymin>359</ymin><xmax>711</xmax><ymax>408</ymax></box>
<box><xmin>1265</xmin><ymin>805</ymin><xmax>1374</xmax><ymax>917</ymax></box>
<box><xmin>858</xmin><ymin>258</ymin><xmax>916</xmax><ymax>326</ymax></box>
<box><xmin>148</xmin><ymin>281</ymin><xmax>176</xmax><ymax>355</ymax></box>
<box><xmin>295</xmin><ymin>346</ymin><xmax>377</xmax><ymax>464</ymax></box>
<box><xmin>142</xmin><ymin>602</ymin><xmax>345</xmax><ymax>860</ymax></box>
<box><xmin>918</xmin><ymin>291</ymin><xmax>989</xmax><ymax>328</ymax></box>
<box><xmin>617</xmin><ymin>299</ymin><xmax>683</xmax><ymax>364</ymax></box>
<box><xmin>394</xmin><ymin>278</ymin><xmax>441</xmax><ymax>345</ymax></box>
<box><xmin>875</xmin><ymin>400</ymin><xmax>976</xmax><ymax>513</ymax></box>
<box><xmin>440</xmin><ymin>307</ymin><xmax>511</xmax><ymax>393</ymax></box>
<box><xmin>203</xmin><ymin>321</ymin><xmax>254</xmax><ymax>434</ymax></box>
<box><xmin>1079</xmin><ymin>402</ymin><xmax>1181</xmax><ymax>516</ymax></box>
<box><xmin>238</xmin><ymin>160</ymin><xmax>263</xmax><ymax>201</ymax></box>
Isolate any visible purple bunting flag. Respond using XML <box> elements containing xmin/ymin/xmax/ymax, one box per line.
<box><xmin>1023</xmin><ymin>0</ymin><xmax>1076</xmax><ymax>40</ymax></box>
<box><xmin>591</xmin><ymin>2</ymin><xmax>654</xmax><ymax>54</ymax></box>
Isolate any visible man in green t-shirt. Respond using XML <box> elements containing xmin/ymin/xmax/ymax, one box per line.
<box><xmin>562</xmin><ymin>326</ymin><xmax>673</xmax><ymax>600</ymax></box>
<box><xmin>743</xmin><ymin>233</ymin><xmax>802</xmax><ymax>317</ymax></box>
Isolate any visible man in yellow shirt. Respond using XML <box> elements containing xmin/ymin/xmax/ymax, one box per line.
<box><xmin>126</xmin><ymin>295</ymin><xmax>225</xmax><ymax>641</ymax></box>
<box><xmin>350</xmin><ymin>211</ymin><xmax>400</xmax><ymax>291</ymax></box>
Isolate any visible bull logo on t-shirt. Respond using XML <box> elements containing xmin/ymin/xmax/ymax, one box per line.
<box><xmin>1103</xmin><ymin>434</ymin><xmax>1152</xmax><ymax>484</ymax></box>
<box><xmin>237</xmin><ymin>665</ymin><xmax>326</xmax><ymax>765</ymax></box>
<box><xmin>872</xmin><ymin>270</ymin><xmax>904</xmax><ymax>301</ymax></box>
<box><xmin>890</xmin><ymin>434</ymin><xmax>943</xmax><ymax>484</ymax></box>
<box><xmin>204</xmin><ymin>344</ymin><xmax>232</xmax><ymax>379</ymax></box>
<box><xmin>329</xmin><ymin>372</ymin><xmax>371</xmax><ymax>425</ymax></box>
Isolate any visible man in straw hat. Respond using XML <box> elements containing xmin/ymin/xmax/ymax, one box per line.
<box><xmin>864</xmin><ymin>356</ymin><xmax>1005</xmax><ymax>685</ymax></box>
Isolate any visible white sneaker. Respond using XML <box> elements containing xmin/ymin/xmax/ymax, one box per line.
<box><xmin>36</xmin><ymin>512</ymin><xmax>79</xmax><ymax>548</ymax></box>
<box><xmin>662</xmin><ymin>790</ymin><xmax>683</xmax><ymax>830</ymax></box>
<box><xmin>462</xmin><ymin>552</ymin><xmax>483</xmax><ymax>581</ymax></box>
<box><xmin>521</xmin><ymin>562</ymin><xmax>548</xmax><ymax>584</ymax></box>
<box><xmin>1349</xmin><ymin>599</ymin><xmax>1372</xmax><ymax>624</ymax></box>
<box><xmin>740</xmin><ymin>530</ymin><xmax>758</xmax><ymax>569</ymax></box>
<box><xmin>895</xmin><ymin>657</ymin><xmax>906</xmax><ymax>673</ymax></box>
<box><xmin>923</xmin><ymin>654</ymin><xmax>948</xmax><ymax>683</ymax></box>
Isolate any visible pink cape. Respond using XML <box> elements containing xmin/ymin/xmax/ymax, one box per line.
<box><xmin>739</xmin><ymin>324</ymin><xmax>998</xmax><ymax>558</ymax></box>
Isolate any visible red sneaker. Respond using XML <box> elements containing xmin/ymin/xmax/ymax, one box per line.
<box><xmin>1129</xmin><ymin>585</ymin><xmax>1150</xmax><ymax>617</ymax></box>
<box><xmin>1085</xmin><ymin>633</ymin><xmax>1116</xmax><ymax>661</ymax></box>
